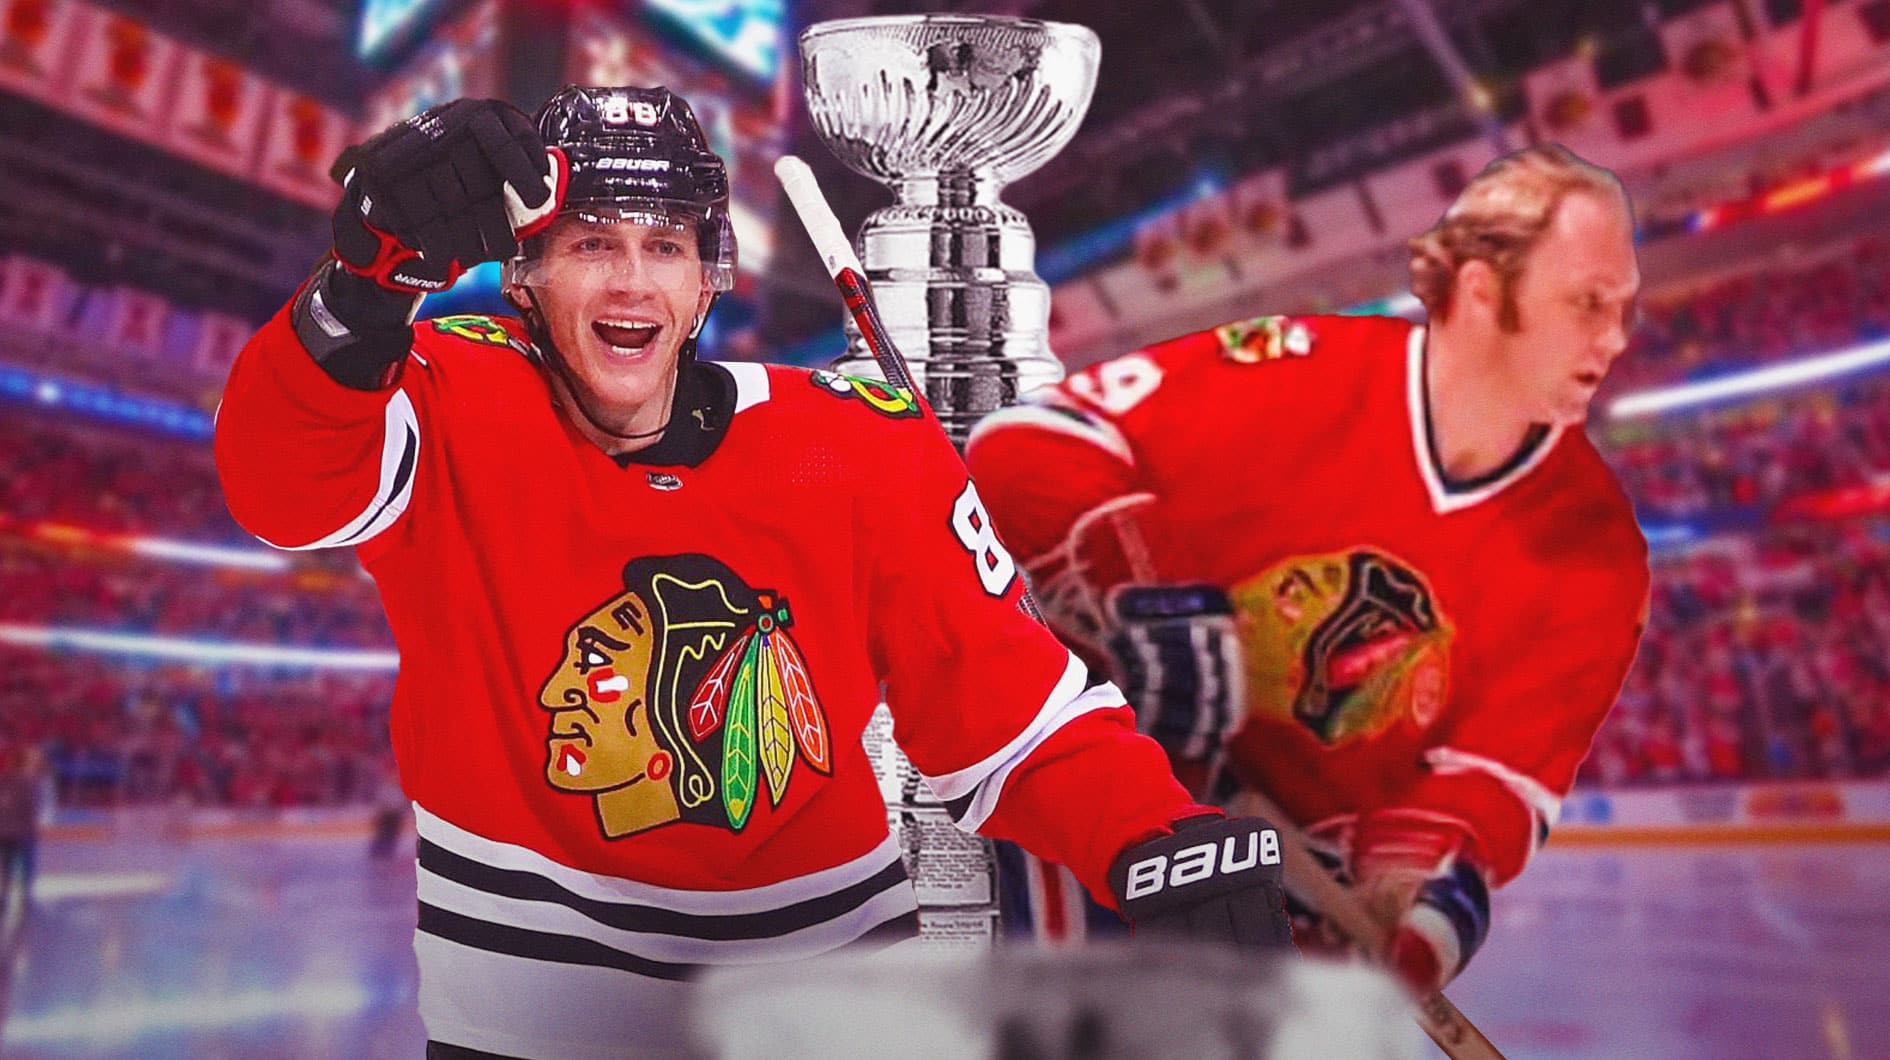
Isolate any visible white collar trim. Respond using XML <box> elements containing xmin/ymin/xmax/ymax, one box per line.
<box><xmin>1405</xmin><ymin>325</ymin><xmax>1563</xmax><ymax>515</ymax></box>
<box><xmin>720</xmin><ymin>360</ymin><xmax>771</xmax><ymax>414</ymax></box>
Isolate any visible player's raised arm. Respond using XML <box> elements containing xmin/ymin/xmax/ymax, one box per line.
<box><xmin>214</xmin><ymin>99</ymin><xmax>559</xmax><ymax>551</ymax></box>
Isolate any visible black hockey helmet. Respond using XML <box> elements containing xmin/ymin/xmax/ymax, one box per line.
<box><xmin>507</xmin><ymin>85</ymin><xmax>737</xmax><ymax>293</ymax></box>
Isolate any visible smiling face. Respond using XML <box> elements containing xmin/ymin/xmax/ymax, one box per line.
<box><xmin>512</xmin><ymin>210</ymin><xmax>715</xmax><ymax>437</ymax></box>
<box><xmin>1487</xmin><ymin>190</ymin><xmax>1641</xmax><ymax>426</ymax></box>
<box><xmin>538</xmin><ymin>589</ymin><xmax>681</xmax><ymax>835</ymax></box>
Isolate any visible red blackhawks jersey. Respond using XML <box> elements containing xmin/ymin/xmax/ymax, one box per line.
<box><xmin>966</xmin><ymin>314</ymin><xmax>1648</xmax><ymax>891</ymax></box>
<box><xmin>214</xmin><ymin>306</ymin><xmax>1197</xmax><ymax>1058</ymax></box>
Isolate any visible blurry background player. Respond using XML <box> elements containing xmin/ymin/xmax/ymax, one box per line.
<box><xmin>968</xmin><ymin>144</ymin><xmax>1650</xmax><ymax>995</ymax></box>
<box><xmin>213</xmin><ymin>85</ymin><xmax>1288</xmax><ymax>1056</ymax></box>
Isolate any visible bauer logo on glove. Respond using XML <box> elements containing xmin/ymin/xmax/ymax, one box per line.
<box><xmin>1109</xmin><ymin>814</ymin><xmax>1294</xmax><ymax>950</ymax></box>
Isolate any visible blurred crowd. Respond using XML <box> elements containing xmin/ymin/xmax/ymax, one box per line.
<box><xmin>4</xmin><ymin>237</ymin><xmax>1890</xmax><ymax>812</ymax></box>
<box><xmin>1607</xmin><ymin>377</ymin><xmax>1890</xmax><ymax>521</ymax></box>
<box><xmin>1607</xmin><ymin>238</ymin><xmax>1890</xmax><ymax>391</ymax></box>
<box><xmin>1581</xmin><ymin>524</ymin><xmax>1890</xmax><ymax>787</ymax></box>
<box><xmin>0</xmin><ymin>647</ymin><xmax>396</xmax><ymax>810</ymax></box>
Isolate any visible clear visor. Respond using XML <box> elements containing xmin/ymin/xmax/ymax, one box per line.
<box><xmin>505</xmin><ymin>204</ymin><xmax>736</xmax><ymax>295</ymax></box>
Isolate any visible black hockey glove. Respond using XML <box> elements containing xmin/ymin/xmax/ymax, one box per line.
<box><xmin>1109</xmin><ymin>814</ymin><xmax>1294</xmax><ymax>950</ymax></box>
<box><xmin>1107</xmin><ymin>584</ymin><xmax>1248</xmax><ymax>764</ymax></box>
<box><xmin>330</xmin><ymin>98</ymin><xmax>564</xmax><ymax>294</ymax></box>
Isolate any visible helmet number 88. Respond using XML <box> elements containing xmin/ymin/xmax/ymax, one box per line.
<box><xmin>951</xmin><ymin>480</ymin><xmax>1016</xmax><ymax>597</ymax></box>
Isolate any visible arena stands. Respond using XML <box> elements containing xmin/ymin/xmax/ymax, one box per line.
<box><xmin>5</xmin><ymin>233</ymin><xmax>1890</xmax><ymax>807</ymax></box>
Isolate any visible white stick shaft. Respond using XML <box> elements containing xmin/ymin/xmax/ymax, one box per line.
<box><xmin>774</xmin><ymin>155</ymin><xmax>865</xmax><ymax>280</ymax></box>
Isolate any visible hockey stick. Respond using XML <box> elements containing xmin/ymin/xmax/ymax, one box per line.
<box><xmin>773</xmin><ymin>156</ymin><xmax>918</xmax><ymax>397</ymax></box>
<box><xmin>1229</xmin><ymin>787</ymin><xmax>1506</xmax><ymax>1059</ymax></box>
<box><xmin>774</xmin><ymin>154</ymin><xmax>1043</xmax><ymax>625</ymax></box>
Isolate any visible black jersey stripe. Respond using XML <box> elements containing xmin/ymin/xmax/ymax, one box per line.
<box><xmin>417</xmin><ymin>903</ymin><xmax>698</xmax><ymax>981</ymax></box>
<box><xmin>336</xmin><ymin>422</ymin><xmax>418</xmax><ymax>545</ymax></box>
<box><xmin>417</xmin><ymin>838</ymin><xmax>911</xmax><ymax>941</ymax></box>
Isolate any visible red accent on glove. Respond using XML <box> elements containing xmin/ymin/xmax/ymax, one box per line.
<box><xmin>1389</xmin><ymin>925</ymin><xmax>1446</xmax><ymax>995</ymax></box>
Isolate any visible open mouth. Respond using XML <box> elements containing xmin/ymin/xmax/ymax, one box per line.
<box><xmin>1573</xmin><ymin>369</ymin><xmax>1603</xmax><ymax>388</ymax></box>
<box><xmin>592</xmin><ymin>317</ymin><xmax>661</xmax><ymax>354</ymax></box>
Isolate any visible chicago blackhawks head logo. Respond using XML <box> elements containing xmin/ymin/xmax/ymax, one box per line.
<box><xmin>1231</xmin><ymin>548</ymin><xmax>1452</xmax><ymax>745</ymax></box>
<box><xmin>540</xmin><ymin>554</ymin><xmax>833</xmax><ymax>839</ymax></box>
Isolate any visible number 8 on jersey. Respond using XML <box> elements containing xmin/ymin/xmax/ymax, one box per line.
<box><xmin>951</xmin><ymin>480</ymin><xmax>1017</xmax><ymax>597</ymax></box>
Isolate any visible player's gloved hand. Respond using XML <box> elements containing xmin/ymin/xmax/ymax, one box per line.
<box><xmin>330</xmin><ymin>98</ymin><xmax>565</xmax><ymax>293</ymax></box>
<box><xmin>1106</xmin><ymin>583</ymin><xmax>1248</xmax><ymax>763</ymax></box>
<box><xmin>1109</xmin><ymin>813</ymin><xmax>1294</xmax><ymax>950</ymax></box>
<box><xmin>1351</xmin><ymin>808</ymin><xmax>1491</xmax><ymax>994</ymax></box>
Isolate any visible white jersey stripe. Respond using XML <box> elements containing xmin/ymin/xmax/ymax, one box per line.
<box><xmin>416</xmin><ymin>866</ymin><xmax>919</xmax><ymax>966</ymax></box>
<box><xmin>967</xmin><ymin>402</ymin><xmax>1137</xmax><ymax>467</ymax></box>
<box><xmin>257</xmin><ymin>388</ymin><xmax>419</xmax><ymax>551</ymax></box>
<box><xmin>922</xmin><ymin>652</ymin><xmax>1087</xmax><ymax>803</ymax></box>
<box><xmin>413</xmin><ymin>804</ymin><xmax>906</xmax><ymax>916</ymax></box>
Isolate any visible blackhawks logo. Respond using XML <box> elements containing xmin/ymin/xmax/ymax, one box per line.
<box><xmin>539</xmin><ymin>554</ymin><xmax>832</xmax><ymax>839</ymax></box>
<box><xmin>1231</xmin><ymin>548</ymin><xmax>1452</xmax><ymax>746</ymax></box>
<box><xmin>431</xmin><ymin>314</ymin><xmax>536</xmax><ymax>358</ymax></box>
<box><xmin>809</xmin><ymin>369</ymin><xmax>922</xmax><ymax>418</ymax></box>
<box><xmin>1215</xmin><ymin>315</ymin><xmax>1313</xmax><ymax>364</ymax></box>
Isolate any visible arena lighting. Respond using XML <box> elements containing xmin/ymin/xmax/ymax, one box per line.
<box><xmin>1</xmin><ymin>981</ymin><xmax>373</xmax><ymax>1046</ymax></box>
<box><xmin>0</xmin><ymin>363</ymin><xmax>212</xmax><ymax>439</ymax></box>
<box><xmin>127</xmin><ymin>537</ymin><xmax>292</xmax><ymax>572</ymax></box>
<box><xmin>1608</xmin><ymin>336</ymin><xmax>1890</xmax><ymax>418</ymax></box>
<box><xmin>32</xmin><ymin>871</ymin><xmax>172</xmax><ymax>901</ymax></box>
<box><xmin>0</xmin><ymin>624</ymin><xmax>398</xmax><ymax>671</ymax></box>
<box><xmin>9</xmin><ymin>519</ymin><xmax>290</xmax><ymax>572</ymax></box>
<box><xmin>1690</xmin><ymin>146</ymin><xmax>1890</xmax><ymax>233</ymax></box>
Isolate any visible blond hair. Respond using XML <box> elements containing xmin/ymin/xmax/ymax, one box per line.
<box><xmin>1409</xmin><ymin>143</ymin><xmax>1630</xmax><ymax>327</ymax></box>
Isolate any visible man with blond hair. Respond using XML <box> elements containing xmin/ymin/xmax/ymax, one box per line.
<box><xmin>968</xmin><ymin>143</ymin><xmax>1649</xmax><ymax>991</ymax></box>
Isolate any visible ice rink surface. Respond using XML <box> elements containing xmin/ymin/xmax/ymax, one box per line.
<box><xmin>1</xmin><ymin>830</ymin><xmax>1885</xmax><ymax>1058</ymax></box>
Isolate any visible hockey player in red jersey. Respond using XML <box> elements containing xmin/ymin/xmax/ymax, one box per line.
<box><xmin>214</xmin><ymin>87</ymin><xmax>1290</xmax><ymax>1057</ymax></box>
<box><xmin>968</xmin><ymin>144</ymin><xmax>1649</xmax><ymax>994</ymax></box>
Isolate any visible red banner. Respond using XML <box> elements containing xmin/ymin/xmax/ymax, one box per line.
<box><xmin>0</xmin><ymin>255</ymin><xmax>72</xmax><ymax>332</ymax></box>
<box><xmin>65</xmin><ymin>5</ymin><xmax>179</xmax><ymax>144</ymax></box>
<box><xmin>255</xmin><ymin>89</ymin><xmax>351</xmax><ymax>209</ymax></box>
<box><xmin>0</xmin><ymin>0</ymin><xmax>87</xmax><ymax>104</ymax></box>
<box><xmin>104</xmin><ymin>286</ymin><xmax>169</xmax><ymax>359</ymax></box>
<box><xmin>167</xmin><ymin>45</ymin><xmax>271</xmax><ymax>179</ymax></box>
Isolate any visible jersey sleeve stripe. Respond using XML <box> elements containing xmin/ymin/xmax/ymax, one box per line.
<box><xmin>923</xmin><ymin>652</ymin><xmax>1120</xmax><ymax>832</ymax></box>
<box><xmin>1422</xmin><ymin>746</ymin><xmax>1564</xmax><ymax>860</ymax></box>
<box><xmin>966</xmin><ymin>403</ymin><xmax>1137</xmax><ymax>468</ymax></box>
<box><xmin>255</xmin><ymin>388</ymin><xmax>420</xmax><ymax>551</ymax></box>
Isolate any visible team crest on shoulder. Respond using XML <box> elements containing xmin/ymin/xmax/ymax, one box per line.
<box><xmin>539</xmin><ymin>553</ymin><xmax>833</xmax><ymax>840</ymax></box>
<box><xmin>1215</xmin><ymin>315</ymin><xmax>1314</xmax><ymax>364</ymax></box>
<box><xmin>809</xmin><ymin>369</ymin><xmax>921</xmax><ymax>419</ymax></box>
<box><xmin>430</xmin><ymin>314</ymin><xmax>537</xmax><ymax>358</ymax></box>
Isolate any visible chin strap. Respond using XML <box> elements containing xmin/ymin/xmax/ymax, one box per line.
<box><xmin>517</xmin><ymin>287</ymin><xmax>685</xmax><ymax>443</ymax></box>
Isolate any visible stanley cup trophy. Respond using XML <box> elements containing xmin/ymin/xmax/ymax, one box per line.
<box><xmin>800</xmin><ymin>14</ymin><xmax>1099</xmax><ymax>947</ymax></box>
<box><xmin>800</xmin><ymin>14</ymin><xmax>1100</xmax><ymax>444</ymax></box>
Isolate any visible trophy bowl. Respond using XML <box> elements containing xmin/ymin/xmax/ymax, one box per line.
<box><xmin>801</xmin><ymin>15</ymin><xmax>1100</xmax><ymax>188</ymax></box>
<box><xmin>800</xmin><ymin>15</ymin><xmax>1102</xmax><ymax>444</ymax></box>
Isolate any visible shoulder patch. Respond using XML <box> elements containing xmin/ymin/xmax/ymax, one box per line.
<box><xmin>1214</xmin><ymin>315</ymin><xmax>1314</xmax><ymax>364</ymax></box>
<box><xmin>808</xmin><ymin>369</ymin><xmax>921</xmax><ymax>419</ymax></box>
<box><xmin>429</xmin><ymin>314</ymin><xmax>536</xmax><ymax>359</ymax></box>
